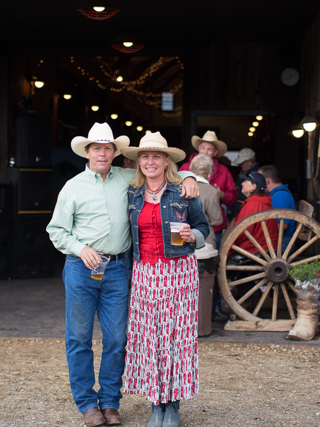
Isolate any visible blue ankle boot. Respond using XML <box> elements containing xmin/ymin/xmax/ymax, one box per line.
<box><xmin>162</xmin><ymin>401</ymin><xmax>180</xmax><ymax>427</ymax></box>
<box><xmin>147</xmin><ymin>403</ymin><xmax>166</xmax><ymax>427</ymax></box>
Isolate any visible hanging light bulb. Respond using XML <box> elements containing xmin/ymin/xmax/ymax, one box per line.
<box><xmin>91</xmin><ymin>105</ymin><xmax>99</xmax><ymax>111</ymax></box>
<box><xmin>252</xmin><ymin>121</ymin><xmax>259</xmax><ymax>127</ymax></box>
<box><xmin>63</xmin><ymin>94</ymin><xmax>72</xmax><ymax>100</ymax></box>
<box><xmin>249</xmin><ymin>127</ymin><xmax>255</xmax><ymax>132</ymax></box>
<box><xmin>34</xmin><ymin>80</ymin><xmax>44</xmax><ymax>88</ymax></box>
<box><xmin>248</xmin><ymin>132</ymin><xmax>254</xmax><ymax>137</ymax></box>
<box><xmin>125</xmin><ymin>121</ymin><xmax>132</xmax><ymax>127</ymax></box>
<box><xmin>116</xmin><ymin>76</ymin><xmax>123</xmax><ymax>82</ymax></box>
<box><xmin>110</xmin><ymin>113</ymin><xmax>118</xmax><ymax>120</ymax></box>
<box><xmin>298</xmin><ymin>109</ymin><xmax>320</xmax><ymax>132</ymax></box>
<box><xmin>256</xmin><ymin>115</ymin><xmax>263</xmax><ymax>121</ymax></box>
<box><xmin>93</xmin><ymin>6</ymin><xmax>105</xmax><ymax>12</ymax></box>
<box><xmin>289</xmin><ymin>125</ymin><xmax>305</xmax><ymax>138</ymax></box>
<box><xmin>136</xmin><ymin>126</ymin><xmax>143</xmax><ymax>131</ymax></box>
<box><xmin>123</xmin><ymin>42</ymin><xmax>133</xmax><ymax>48</ymax></box>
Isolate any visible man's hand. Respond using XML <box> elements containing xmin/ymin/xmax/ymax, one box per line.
<box><xmin>214</xmin><ymin>184</ymin><xmax>225</xmax><ymax>199</ymax></box>
<box><xmin>181</xmin><ymin>177</ymin><xmax>200</xmax><ymax>199</ymax></box>
<box><xmin>80</xmin><ymin>246</ymin><xmax>102</xmax><ymax>270</ymax></box>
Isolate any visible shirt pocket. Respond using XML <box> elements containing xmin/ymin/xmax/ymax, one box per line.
<box><xmin>170</xmin><ymin>200</ymin><xmax>189</xmax><ymax>223</ymax></box>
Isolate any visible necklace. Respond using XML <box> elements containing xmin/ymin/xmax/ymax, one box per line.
<box><xmin>145</xmin><ymin>180</ymin><xmax>166</xmax><ymax>201</ymax></box>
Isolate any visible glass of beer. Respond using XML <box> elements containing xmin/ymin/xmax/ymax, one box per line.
<box><xmin>170</xmin><ymin>222</ymin><xmax>185</xmax><ymax>246</ymax></box>
<box><xmin>91</xmin><ymin>255</ymin><xmax>110</xmax><ymax>281</ymax></box>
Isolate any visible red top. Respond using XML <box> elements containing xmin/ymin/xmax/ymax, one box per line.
<box><xmin>230</xmin><ymin>194</ymin><xmax>278</xmax><ymax>254</ymax></box>
<box><xmin>138</xmin><ymin>202</ymin><xmax>188</xmax><ymax>264</ymax></box>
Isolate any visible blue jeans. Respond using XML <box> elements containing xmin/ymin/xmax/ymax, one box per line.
<box><xmin>63</xmin><ymin>255</ymin><xmax>129</xmax><ymax>414</ymax></box>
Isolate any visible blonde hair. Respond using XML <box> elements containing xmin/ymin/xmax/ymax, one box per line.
<box><xmin>130</xmin><ymin>152</ymin><xmax>182</xmax><ymax>189</ymax></box>
<box><xmin>190</xmin><ymin>153</ymin><xmax>212</xmax><ymax>180</ymax></box>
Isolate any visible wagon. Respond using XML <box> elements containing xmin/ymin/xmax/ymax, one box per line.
<box><xmin>217</xmin><ymin>202</ymin><xmax>320</xmax><ymax>331</ymax></box>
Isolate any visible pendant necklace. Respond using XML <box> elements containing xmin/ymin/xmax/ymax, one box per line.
<box><xmin>145</xmin><ymin>180</ymin><xmax>166</xmax><ymax>201</ymax></box>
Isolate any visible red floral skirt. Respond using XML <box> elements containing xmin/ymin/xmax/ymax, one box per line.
<box><xmin>123</xmin><ymin>255</ymin><xmax>199</xmax><ymax>404</ymax></box>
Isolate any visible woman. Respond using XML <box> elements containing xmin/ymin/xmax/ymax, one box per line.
<box><xmin>228</xmin><ymin>171</ymin><xmax>278</xmax><ymax>298</ymax></box>
<box><xmin>120</xmin><ymin>132</ymin><xmax>209</xmax><ymax>427</ymax></box>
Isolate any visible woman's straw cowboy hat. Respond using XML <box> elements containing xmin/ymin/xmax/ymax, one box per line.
<box><xmin>121</xmin><ymin>131</ymin><xmax>186</xmax><ymax>163</ymax></box>
<box><xmin>191</xmin><ymin>130</ymin><xmax>227</xmax><ymax>158</ymax></box>
<box><xmin>71</xmin><ymin>122</ymin><xmax>130</xmax><ymax>158</ymax></box>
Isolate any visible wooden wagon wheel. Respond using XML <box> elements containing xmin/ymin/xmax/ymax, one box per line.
<box><xmin>218</xmin><ymin>208</ymin><xmax>320</xmax><ymax>331</ymax></box>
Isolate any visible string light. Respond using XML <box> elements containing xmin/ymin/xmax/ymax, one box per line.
<box><xmin>63</xmin><ymin>94</ymin><xmax>72</xmax><ymax>100</ymax></box>
<box><xmin>249</xmin><ymin>127</ymin><xmax>255</xmax><ymax>132</ymax></box>
<box><xmin>91</xmin><ymin>105</ymin><xmax>99</xmax><ymax>111</ymax></box>
<box><xmin>125</xmin><ymin>121</ymin><xmax>132</xmax><ymax>126</ymax></box>
<box><xmin>136</xmin><ymin>126</ymin><xmax>143</xmax><ymax>131</ymax></box>
<box><xmin>256</xmin><ymin>115</ymin><xmax>263</xmax><ymax>120</ymax></box>
<box><xmin>110</xmin><ymin>113</ymin><xmax>118</xmax><ymax>119</ymax></box>
<box><xmin>252</xmin><ymin>121</ymin><xmax>259</xmax><ymax>127</ymax></box>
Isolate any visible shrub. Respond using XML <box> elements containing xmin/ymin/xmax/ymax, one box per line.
<box><xmin>290</xmin><ymin>260</ymin><xmax>320</xmax><ymax>282</ymax></box>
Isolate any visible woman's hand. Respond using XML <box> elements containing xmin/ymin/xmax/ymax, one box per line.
<box><xmin>179</xmin><ymin>224</ymin><xmax>196</xmax><ymax>243</ymax></box>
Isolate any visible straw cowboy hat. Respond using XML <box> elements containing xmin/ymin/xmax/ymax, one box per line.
<box><xmin>191</xmin><ymin>130</ymin><xmax>227</xmax><ymax>158</ymax></box>
<box><xmin>71</xmin><ymin>122</ymin><xmax>130</xmax><ymax>158</ymax></box>
<box><xmin>120</xmin><ymin>131</ymin><xmax>186</xmax><ymax>163</ymax></box>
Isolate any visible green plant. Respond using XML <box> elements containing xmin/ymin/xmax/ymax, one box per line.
<box><xmin>290</xmin><ymin>260</ymin><xmax>320</xmax><ymax>282</ymax></box>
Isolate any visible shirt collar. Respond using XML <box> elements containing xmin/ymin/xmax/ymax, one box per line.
<box><xmin>85</xmin><ymin>163</ymin><xmax>113</xmax><ymax>182</ymax></box>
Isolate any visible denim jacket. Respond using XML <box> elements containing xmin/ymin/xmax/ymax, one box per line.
<box><xmin>128</xmin><ymin>182</ymin><xmax>210</xmax><ymax>261</ymax></box>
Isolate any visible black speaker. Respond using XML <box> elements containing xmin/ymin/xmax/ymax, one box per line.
<box><xmin>11</xmin><ymin>214</ymin><xmax>54</xmax><ymax>279</ymax></box>
<box><xmin>15</xmin><ymin>115</ymin><xmax>51</xmax><ymax>167</ymax></box>
<box><xmin>0</xmin><ymin>185</ymin><xmax>13</xmax><ymax>279</ymax></box>
<box><xmin>6</xmin><ymin>168</ymin><xmax>52</xmax><ymax>214</ymax></box>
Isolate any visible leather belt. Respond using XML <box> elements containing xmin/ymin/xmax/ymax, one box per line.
<box><xmin>98</xmin><ymin>252</ymin><xmax>126</xmax><ymax>262</ymax></box>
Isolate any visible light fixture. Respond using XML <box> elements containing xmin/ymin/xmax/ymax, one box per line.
<box><xmin>116</xmin><ymin>76</ymin><xmax>123</xmax><ymax>82</ymax></box>
<box><xmin>34</xmin><ymin>80</ymin><xmax>44</xmax><ymax>88</ymax></box>
<box><xmin>77</xmin><ymin>0</ymin><xmax>119</xmax><ymax>20</ymax></box>
<box><xmin>256</xmin><ymin>115</ymin><xmax>263</xmax><ymax>121</ymax></box>
<box><xmin>248</xmin><ymin>132</ymin><xmax>254</xmax><ymax>137</ymax></box>
<box><xmin>91</xmin><ymin>105</ymin><xmax>99</xmax><ymax>111</ymax></box>
<box><xmin>111</xmin><ymin>33</ymin><xmax>144</xmax><ymax>54</ymax></box>
<box><xmin>125</xmin><ymin>121</ymin><xmax>132</xmax><ymax>127</ymax></box>
<box><xmin>298</xmin><ymin>109</ymin><xmax>320</xmax><ymax>132</ymax></box>
<box><xmin>136</xmin><ymin>126</ymin><xmax>143</xmax><ymax>131</ymax></box>
<box><xmin>145</xmin><ymin>130</ymin><xmax>151</xmax><ymax>134</ymax></box>
<box><xmin>289</xmin><ymin>125</ymin><xmax>305</xmax><ymax>138</ymax></box>
<box><xmin>249</xmin><ymin>127</ymin><xmax>255</xmax><ymax>132</ymax></box>
<box><xmin>252</xmin><ymin>121</ymin><xmax>259</xmax><ymax>127</ymax></box>
<box><xmin>110</xmin><ymin>113</ymin><xmax>118</xmax><ymax>120</ymax></box>
<box><xmin>63</xmin><ymin>94</ymin><xmax>72</xmax><ymax>100</ymax></box>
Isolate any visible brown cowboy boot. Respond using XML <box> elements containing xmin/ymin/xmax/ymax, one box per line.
<box><xmin>83</xmin><ymin>407</ymin><xmax>106</xmax><ymax>427</ymax></box>
<box><xmin>288</xmin><ymin>279</ymin><xmax>320</xmax><ymax>341</ymax></box>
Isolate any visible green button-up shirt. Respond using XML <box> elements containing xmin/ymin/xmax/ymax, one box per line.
<box><xmin>47</xmin><ymin>165</ymin><xmax>192</xmax><ymax>257</ymax></box>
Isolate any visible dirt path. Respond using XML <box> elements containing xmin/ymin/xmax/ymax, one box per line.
<box><xmin>1</xmin><ymin>338</ymin><xmax>320</xmax><ymax>426</ymax></box>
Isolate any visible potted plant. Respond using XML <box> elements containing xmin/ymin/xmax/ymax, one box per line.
<box><xmin>288</xmin><ymin>260</ymin><xmax>320</xmax><ymax>341</ymax></box>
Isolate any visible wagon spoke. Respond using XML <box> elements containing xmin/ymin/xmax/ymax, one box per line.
<box><xmin>237</xmin><ymin>277</ymin><xmax>269</xmax><ymax>305</ymax></box>
<box><xmin>230</xmin><ymin>245</ymin><xmax>267</xmax><ymax>266</ymax></box>
<box><xmin>228</xmin><ymin>272</ymin><xmax>267</xmax><ymax>287</ymax></box>
<box><xmin>277</xmin><ymin>218</ymin><xmax>285</xmax><ymax>257</ymax></box>
<box><xmin>282</xmin><ymin>223</ymin><xmax>303</xmax><ymax>260</ymax></box>
<box><xmin>261</xmin><ymin>220</ymin><xmax>276</xmax><ymax>259</ymax></box>
<box><xmin>287</xmin><ymin>235</ymin><xmax>319</xmax><ymax>263</ymax></box>
<box><xmin>280</xmin><ymin>282</ymin><xmax>296</xmax><ymax>320</ymax></box>
<box><xmin>286</xmin><ymin>279</ymin><xmax>297</xmax><ymax>295</ymax></box>
<box><xmin>252</xmin><ymin>281</ymin><xmax>273</xmax><ymax>317</ymax></box>
<box><xmin>226</xmin><ymin>265</ymin><xmax>265</xmax><ymax>271</ymax></box>
<box><xmin>290</xmin><ymin>254</ymin><xmax>320</xmax><ymax>267</ymax></box>
<box><xmin>243</xmin><ymin>229</ymin><xmax>271</xmax><ymax>261</ymax></box>
<box><xmin>272</xmin><ymin>284</ymin><xmax>279</xmax><ymax>321</ymax></box>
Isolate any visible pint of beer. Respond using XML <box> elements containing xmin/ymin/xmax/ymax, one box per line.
<box><xmin>170</xmin><ymin>222</ymin><xmax>184</xmax><ymax>246</ymax></box>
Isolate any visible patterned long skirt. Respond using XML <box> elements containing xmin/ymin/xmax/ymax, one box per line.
<box><xmin>123</xmin><ymin>255</ymin><xmax>199</xmax><ymax>405</ymax></box>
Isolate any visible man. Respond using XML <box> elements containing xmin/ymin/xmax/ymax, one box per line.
<box><xmin>233</xmin><ymin>148</ymin><xmax>260</xmax><ymax>214</ymax></box>
<box><xmin>258</xmin><ymin>165</ymin><xmax>296</xmax><ymax>252</ymax></box>
<box><xmin>46</xmin><ymin>122</ymin><xmax>198</xmax><ymax>427</ymax></box>
<box><xmin>180</xmin><ymin>130</ymin><xmax>237</xmax><ymax>250</ymax></box>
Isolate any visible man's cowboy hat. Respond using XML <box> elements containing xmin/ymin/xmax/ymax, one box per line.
<box><xmin>233</xmin><ymin>148</ymin><xmax>255</xmax><ymax>165</ymax></box>
<box><xmin>71</xmin><ymin>122</ymin><xmax>130</xmax><ymax>158</ymax></box>
<box><xmin>191</xmin><ymin>130</ymin><xmax>227</xmax><ymax>158</ymax></box>
<box><xmin>120</xmin><ymin>131</ymin><xmax>186</xmax><ymax>163</ymax></box>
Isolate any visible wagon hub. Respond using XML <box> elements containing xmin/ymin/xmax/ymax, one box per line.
<box><xmin>266</xmin><ymin>258</ymin><xmax>290</xmax><ymax>283</ymax></box>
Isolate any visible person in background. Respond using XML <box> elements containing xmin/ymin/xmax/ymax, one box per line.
<box><xmin>122</xmin><ymin>157</ymin><xmax>136</xmax><ymax>169</ymax></box>
<box><xmin>180</xmin><ymin>130</ymin><xmax>237</xmax><ymax>250</ymax></box>
<box><xmin>121</xmin><ymin>132</ymin><xmax>209</xmax><ymax>427</ymax></box>
<box><xmin>232</xmin><ymin>148</ymin><xmax>260</xmax><ymax>214</ymax></box>
<box><xmin>258</xmin><ymin>165</ymin><xmax>296</xmax><ymax>252</ymax></box>
<box><xmin>46</xmin><ymin>122</ymin><xmax>199</xmax><ymax>427</ymax></box>
<box><xmin>228</xmin><ymin>171</ymin><xmax>278</xmax><ymax>298</ymax></box>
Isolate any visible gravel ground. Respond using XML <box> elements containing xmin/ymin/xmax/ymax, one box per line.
<box><xmin>1</xmin><ymin>338</ymin><xmax>320</xmax><ymax>427</ymax></box>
